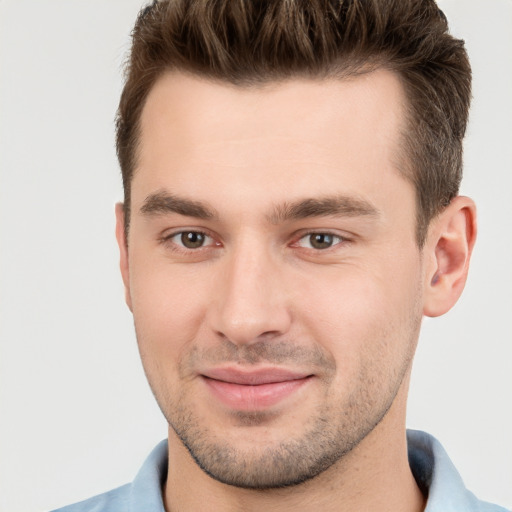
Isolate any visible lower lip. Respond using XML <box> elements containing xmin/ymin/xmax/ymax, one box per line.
<box><xmin>202</xmin><ymin>376</ymin><xmax>312</xmax><ymax>410</ymax></box>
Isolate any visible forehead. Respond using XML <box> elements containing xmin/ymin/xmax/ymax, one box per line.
<box><xmin>134</xmin><ymin>70</ymin><xmax>410</xmax><ymax>217</ymax></box>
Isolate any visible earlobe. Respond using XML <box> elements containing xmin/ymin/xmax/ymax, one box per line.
<box><xmin>423</xmin><ymin>196</ymin><xmax>477</xmax><ymax>317</ymax></box>
<box><xmin>115</xmin><ymin>203</ymin><xmax>133</xmax><ymax>311</ymax></box>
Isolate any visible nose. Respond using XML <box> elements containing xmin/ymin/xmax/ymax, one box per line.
<box><xmin>209</xmin><ymin>242</ymin><xmax>292</xmax><ymax>346</ymax></box>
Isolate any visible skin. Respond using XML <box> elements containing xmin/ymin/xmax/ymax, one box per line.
<box><xmin>116</xmin><ymin>70</ymin><xmax>476</xmax><ymax>512</ymax></box>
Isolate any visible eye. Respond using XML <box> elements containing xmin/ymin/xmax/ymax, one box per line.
<box><xmin>297</xmin><ymin>233</ymin><xmax>344</xmax><ymax>250</ymax></box>
<box><xmin>167</xmin><ymin>231</ymin><xmax>214</xmax><ymax>249</ymax></box>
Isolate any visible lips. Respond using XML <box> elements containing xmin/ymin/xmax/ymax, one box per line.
<box><xmin>200</xmin><ymin>367</ymin><xmax>313</xmax><ymax>410</ymax></box>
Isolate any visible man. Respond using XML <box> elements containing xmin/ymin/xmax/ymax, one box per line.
<box><xmin>52</xmin><ymin>1</ymin><xmax>508</xmax><ymax>511</ymax></box>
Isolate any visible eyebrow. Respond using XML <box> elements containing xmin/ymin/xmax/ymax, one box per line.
<box><xmin>139</xmin><ymin>190</ymin><xmax>379</xmax><ymax>223</ymax></box>
<box><xmin>140</xmin><ymin>190</ymin><xmax>218</xmax><ymax>219</ymax></box>
<box><xmin>268</xmin><ymin>195</ymin><xmax>379</xmax><ymax>224</ymax></box>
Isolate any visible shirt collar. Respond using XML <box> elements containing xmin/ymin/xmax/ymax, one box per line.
<box><xmin>128</xmin><ymin>431</ymin><xmax>491</xmax><ymax>512</ymax></box>
<box><xmin>407</xmin><ymin>429</ymin><xmax>487</xmax><ymax>512</ymax></box>
<box><xmin>130</xmin><ymin>439</ymin><xmax>168</xmax><ymax>512</ymax></box>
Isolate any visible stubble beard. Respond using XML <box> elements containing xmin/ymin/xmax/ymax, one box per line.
<box><xmin>144</xmin><ymin>331</ymin><xmax>419</xmax><ymax>490</ymax></box>
<box><xmin>166</xmin><ymin>385</ymin><xmax>392</xmax><ymax>489</ymax></box>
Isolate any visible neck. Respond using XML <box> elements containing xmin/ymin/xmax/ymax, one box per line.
<box><xmin>164</xmin><ymin>377</ymin><xmax>425</xmax><ymax>512</ymax></box>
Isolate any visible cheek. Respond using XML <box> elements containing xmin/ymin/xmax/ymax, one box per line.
<box><xmin>295</xmin><ymin>258</ymin><xmax>423</xmax><ymax>372</ymax></box>
<box><xmin>128</xmin><ymin>256</ymin><xmax>212</xmax><ymax>363</ymax></box>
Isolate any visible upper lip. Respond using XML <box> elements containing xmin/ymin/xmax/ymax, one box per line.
<box><xmin>201</xmin><ymin>367</ymin><xmax>312</xmax><ymax>385</ymax></box>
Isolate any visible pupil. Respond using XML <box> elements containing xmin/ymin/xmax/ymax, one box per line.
<box><xmin>311</xmin><ymin>233</ymin><xmax>333</xmax><ymax>249</ymax></box>
<box><xmin>181</xmin><ymin>232</ymin><xmax>205</xmax><ymax>248</ymax></box>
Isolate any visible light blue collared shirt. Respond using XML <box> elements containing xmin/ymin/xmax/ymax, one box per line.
<box><xmin>51</xmin><ymin>430</ymin><xmax>509</xmax><ymax>512</ymax></box>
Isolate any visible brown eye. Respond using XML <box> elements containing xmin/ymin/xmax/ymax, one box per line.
<box><xmin>180</xmin><ymin>231</ymin><xmax>206</xmax><ymax>248</ymax></box>
<box><xmin>297</xmin><ymin>232</ymin><xmax>343</xmax><ymax>250</ymax></box>
<box><xmin>309</xmin><ymin>233</ymin><xmax>334</xmax><ymax>249</ymax></box>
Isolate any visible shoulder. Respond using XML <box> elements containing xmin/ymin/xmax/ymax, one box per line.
<box><xmin>50</xmin><ymin>484</ymin><xmax>131</xmax><ymax>512</ymax></box>
<box><xmin>460</xmin><ymin>490</ymin><xmax>510</xmax><ymax>512</ymax></box>
<box><xmin>49</xmin><ymin>440</ymin><xmax>168</xmax><ymax>512</ymax></box>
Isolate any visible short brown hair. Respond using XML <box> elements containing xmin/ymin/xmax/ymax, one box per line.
<box><xmin>116</xmin><ymin>0</ymin><xmax>471</xmax><ymax>245</ymax></box>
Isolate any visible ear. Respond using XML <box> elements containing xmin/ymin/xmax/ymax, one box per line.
<box><xmin>115</xmin><ymin>203</ymin><xmax>133</xmax><ymax>311</ymax></box>
<box><xmin>423</xmin><ymin>196</ymin><xmax>477</xmax><ymax>317</ymax></box>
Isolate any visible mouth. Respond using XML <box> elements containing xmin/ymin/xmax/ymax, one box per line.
<box><xmin>200</xmin><ymin>367</ymin><xmax>314</xmax><ymax>410</ymax></box>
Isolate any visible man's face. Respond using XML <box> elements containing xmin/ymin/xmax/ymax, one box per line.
<box><xmin>119</xmin><ymin>70</ymin><xmax>428</xmax><ymax>488</ymax></box>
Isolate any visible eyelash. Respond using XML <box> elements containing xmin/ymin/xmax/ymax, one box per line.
<box><xmin>159</xmin><ymin>229</ymin><xmax>349</xmax><ymax>254</ymax></box>
<box><xmin>293</xmin><ymin>231</ymin><xmax>347</xmax><ymax>251</ymax></box>
<box><xmin>159</xmin><ymin>230</ymin><xmax>218</xmax><ymax>253</ymax></box>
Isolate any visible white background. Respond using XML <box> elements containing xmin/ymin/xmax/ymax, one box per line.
<box><xmin>0</xmin><ymin>1</ymin><xmax>510</xmax><ymax>511</ymax></box>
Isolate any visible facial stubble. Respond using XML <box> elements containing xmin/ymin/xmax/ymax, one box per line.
<box><xmin>138</xmin><ymin>319</ymin><xmax>421</xmax><ymax>490</ymax></box>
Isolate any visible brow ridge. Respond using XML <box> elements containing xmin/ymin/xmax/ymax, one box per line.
<box><xmin>140</xmin><ymin>190</ymin><xmax>217</xmax><ymax>219</ymax></box>
<box><xmin>140</xmin><ymin>191</ymin><xmax>378</xmax><ymax>224</ymax></box>
<box><xmin>268</xmin><ymin>195</ymin><xmax>379</xmax><ymax>224</ymax></box>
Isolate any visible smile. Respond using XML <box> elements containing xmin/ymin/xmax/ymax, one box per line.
<box><xmin>200</xmin><ymin>368</ymin><xmax>314</xmax><ymax>410</ymax></box>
